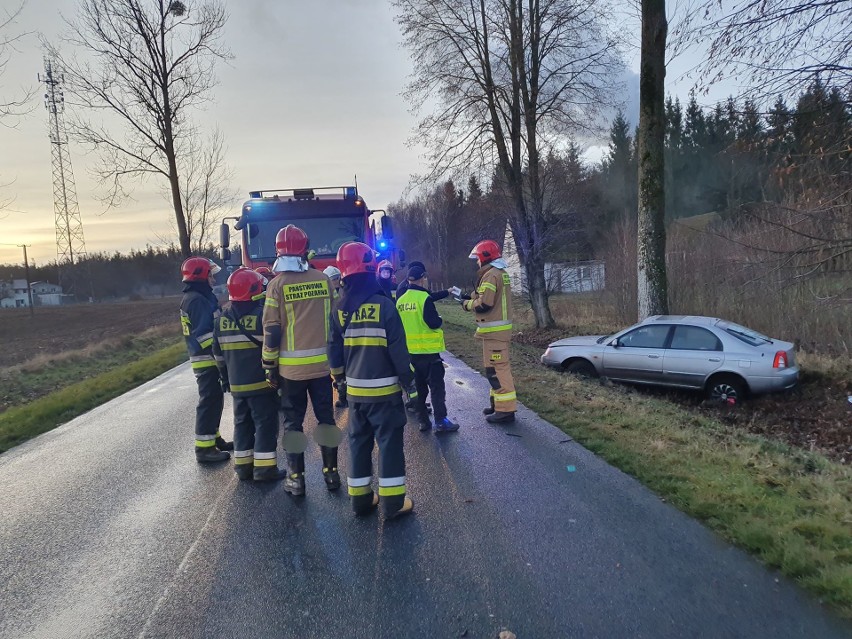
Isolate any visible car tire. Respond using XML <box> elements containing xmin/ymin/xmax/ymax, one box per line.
<box><xmin>565</xmin><ymin>359</ymin><xmax>598</xmax><ymax>379</ymax></box>
<box><xmin>706</xmin><ymin>374</ymin><xmax>746</xmax><ymax>402</ymax></box>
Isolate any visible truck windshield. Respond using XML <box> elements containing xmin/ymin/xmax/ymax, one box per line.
<box><xmin>245</xmin><ymin>216</ymin><xmax>364</xmax><ymax>260</ymax></box>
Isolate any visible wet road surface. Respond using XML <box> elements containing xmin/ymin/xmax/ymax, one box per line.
<box><xmin>1</xmin><ymin>354</ymin><xmax>849</xmax><ymax>638</ymax></box>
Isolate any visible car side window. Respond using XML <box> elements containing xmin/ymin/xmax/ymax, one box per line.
<box><xmin>618</xmin><ymin>325</ymin><xmax>670</xmax><ymax>348</ymax></box>
<box><xmin>669</xmin><ymin>326</ymin><xmax>722</xmax><ymax>351</ymax></box>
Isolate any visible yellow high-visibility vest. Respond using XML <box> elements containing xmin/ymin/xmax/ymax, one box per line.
<box><xmin>396</xmin><ymin>289</ymin><xmax>445</xmax><ymax>354</ymax></box>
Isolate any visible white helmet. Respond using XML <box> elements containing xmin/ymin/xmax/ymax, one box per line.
<box><xmin>323</xmin><ymin>265</ymin><xmax>341</xmax><ymax>280</ymax></box>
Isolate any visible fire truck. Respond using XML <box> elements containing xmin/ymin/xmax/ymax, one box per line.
<box><xmin>218</xmin><ymin>185</ymin><xmax>405</xmax><ymax>273</ymax></box>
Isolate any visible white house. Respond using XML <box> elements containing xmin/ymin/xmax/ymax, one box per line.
<box><xmin>502</xmin><ymin>225</ymin><xmax>605</xmax><ymax>294</ymax></box>
<box><xmin>0</xmin><ymin>280</ymin><xmax>64</xmax><ymax>308</ymax></box>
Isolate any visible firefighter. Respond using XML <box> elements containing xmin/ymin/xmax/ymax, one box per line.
<box><xmin>179</xmin><ymin>257</ymin><xmax>233</xmax><ymax>462</ymax></box>
<box><xmin>323</xmin><ymin>266</ymin><xmax>347</xmax><ymax>408</ymax></box>
<box><xmin>213</xmin><ymin>268</ymin><xmax>285</xmax><ymax>481</ymax></box>
<box><xmin>396</xmin><ymin>263</ymin><xmax>459</xmax><ymax>433</ymax></box>
<box><xmin>461</xmin><ymin>240</ymin><xmax>517</xmax><ymax>423</ymax></box>
<box><xmin>262</xmin><ymin>225</ymin><xmax>340</xmax><ymax>496</ymax></box>
<box><xmin>376</xmin><ymin>259</ymin><xmax>397</xmax><ymax>299</ymax></box>
<box><xmin>323</xmin><ymin>265</ymin><xmax>343</xmax><ymax>299</ymax></box>
<box><xmin>329</xmin><ymin>241</ymin><xmax>416</xmax><ymax>518</ymax></box>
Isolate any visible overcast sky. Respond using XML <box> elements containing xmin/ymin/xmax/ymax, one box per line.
<box><xmin>0</xmin><ymin>0</ymin><xmax>719</xmax><ymax>266</ymax></box>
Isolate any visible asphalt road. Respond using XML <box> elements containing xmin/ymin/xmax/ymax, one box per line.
<box><xmin>1</xmin><ymin>354</ymin><xmax>849</xmax><ymax>639</ymax></box>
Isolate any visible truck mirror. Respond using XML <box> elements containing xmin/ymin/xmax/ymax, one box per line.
<box><xmin>219</xmin><ymin>223</ymin><xmax>230</xmax><ymax>248</ymax></box>
<box><xmin>398</xmin><ymin>249</ymin><xmax>406</xmax><ymax>268</ymax></box>
<box><xmin>220</xmin><ymin>247</ymin><xmax>231</xmax><ymax>262</ymax></box>
<box><xmin>381</xmin><ymin>216</ymin><xmax>394</xmax><ymax>240</ymax></box>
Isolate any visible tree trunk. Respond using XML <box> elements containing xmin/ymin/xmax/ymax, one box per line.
<box><xmin>168</xmin><ymin>156</ymin><xmax>191</xmax><ymax>258</ymax></box>
<box><xmin>636</xmin><ymin>0</ymin><xmax>669</xmax><ymax>319</ymax></box>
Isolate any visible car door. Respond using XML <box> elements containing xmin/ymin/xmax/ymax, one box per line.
<box><xmin>602</xmin><ymin>324</ymin><xmax>672</xmax><ymax>382</ymax></box>
<box><xmin>663</xmin><ymin>325</ymin><xmax>724</xmax><ymax>388</ymax></box>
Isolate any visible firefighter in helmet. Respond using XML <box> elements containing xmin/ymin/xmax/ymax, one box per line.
<box><xmin>179</xmin><ymin>257</ymin><xmax>233</xmax><ymax>462</ymax></box>
<box><xmin>376</xmin><ymin>259</ymin><xmax>397</xmax><ymax>299</ymax></box>
<box><xmin>461</xmin><ymin>240</ymin><xmax>516</xmax><ymax>423</ymax></box>
<box><xmin>262</xmin><ymin>225</ymin><xmax>341</xmax><ymax>496</ymax></box>
<box><xmin>323</xmin><ymin>265</ymin><xmax>343</xmax><ymax>299</ymax></box>
<box><xmin>213</xmin><ymin>268</ymin><xmax>285</xmax><ymax>481</ymax></box>
<box><xmin>329</xmin><ymin>242</ymin><xmax>417</xmax><ymax>518</ymax></box>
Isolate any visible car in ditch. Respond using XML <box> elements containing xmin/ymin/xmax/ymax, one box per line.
<box><xmin>540</xmin><ymin>315</ymin><xmax>799</xmax><ymax>401</ymax></box>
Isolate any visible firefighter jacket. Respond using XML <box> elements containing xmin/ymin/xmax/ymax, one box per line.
<box><xmin>262</xmin><ymin>269</ymin><xmax>332</xmax><ymax>381</ymax></box>
<box><xmin>396</xmin><ymin>285</ymin><xmax>446</xmax><ymax>354</ymax></box>
<box><xmin>462</xmin><ymin>263</ymin><xmax>513</xmax><ymax>340</ymax></box>
<box><xmin>180</xmin><ymin>282</ymin><xmax>221</xmax><ymax>374</ymax></box>
<box><xmin>213</xmin><ymin>300</ymin><xmax>274</xmax><ymax>398</ymax></box>
<box><xmin>329</xmin><ymin>292</ymin><xmax>415</xmax><ymax>403</ymax></box>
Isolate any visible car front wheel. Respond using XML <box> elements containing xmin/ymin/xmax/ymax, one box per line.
<box><xmin>565</xmin><ymin>359</ymin><xmax>598</xmax><ymax>379</ymax></box>
<box><xmin>706</xmin><ymin>374</ymin><xmax>746</xmax><ymax>402</ymax></box>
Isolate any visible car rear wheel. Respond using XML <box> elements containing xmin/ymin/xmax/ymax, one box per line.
<box><xmin>706</xmin><ymin>374</ymin><xmax>746</xmax><ymax>402</ymax></box>
<box><xmin>565</xmin><ymin>359</ymin><xmax>598</xmax><ymax>379</ymax></box>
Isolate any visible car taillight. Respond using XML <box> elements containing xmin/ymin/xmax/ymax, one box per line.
<box><xmin>773</xmin><ymin>351</ymin><xmax>787</xmax><ymax>369</ymax></box>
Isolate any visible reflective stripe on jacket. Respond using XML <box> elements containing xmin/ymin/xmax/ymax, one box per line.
<box><xmin>262</xmin><ymin>270</ymin><xmax>332</xmax><ymax>381</ymax></box>
<box><xmin>396</xmin><ymin>289</ymin><xmax>445</xmax><ymax>354</ymax></box>
<box><xmin>213</xmin><ymin>302</ymin><xmax>274</xmax><ymax>398</ymax></box>
<box><xmin>328</xmin><ymin>293</ymin><xmax>414</xmax><ymax>403</ymax></box>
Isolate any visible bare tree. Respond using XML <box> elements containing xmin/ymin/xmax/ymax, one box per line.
<box><xmin>173</xmin><ymin>128</ymin><xmax>236</xmax><ymax>252</ymax></box>
<box><xmin>675</xmin><ymin>0</ymin><xmax>852</xmax><ymax>99</ymax></box>
<box><xmin>394</xmin><ymin>0</ymin><xmax>623</xmax><ymax>328</ymax></box>
<box><xmin>636</xmin><ymin>0</ymin><xmax>669</xmax><ymax>318</ymax></box>
<box><xmin>51</xmin><ymin>0</ymin><xmax>229</xmax><ymax>257</ymax></box>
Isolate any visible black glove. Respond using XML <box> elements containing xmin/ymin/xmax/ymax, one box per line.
<box><xmin>404</xmin><ymin>381</ymin><xmax>419</xmax><ymax>401</ymax></box>
<box><xmin>336</xmin><ymin>378</ymin><xmax>347</xmax><ymax>396</ymax></box>
<box><xmin>219</xmin><ymin>377</ymin><xmax>230</xmax><ymax>393</ymax></box>
<box><xmin>264</xmin><ymin>368</ymin><xmax>279</xmax><ymax>390</ymax></box>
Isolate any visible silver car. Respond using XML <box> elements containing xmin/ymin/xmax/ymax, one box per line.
<box><xmin>540</xmin><ymin>315</ymin><xmax>799</xmax><ymax>401</ymax></box>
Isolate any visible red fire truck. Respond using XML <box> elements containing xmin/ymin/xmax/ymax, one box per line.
<box><xmin>218</xmin><ymin>185</ymin><xmax>405</xmax><ymax>272</ymax></box>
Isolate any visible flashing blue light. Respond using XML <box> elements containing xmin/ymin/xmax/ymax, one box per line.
<box><xmin>379</xmin><ymin>241</ymin><xmax>388</xmax><ymax>249</ymax></box>
<box><xmin>345</xmin><ymin>186</ymin><xmax>357</xmax><ymax>199</ymax></box>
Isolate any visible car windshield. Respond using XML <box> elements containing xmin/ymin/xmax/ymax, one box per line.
<box><xmin>244</xmin><ymin>217</ymin><xmax>364</xmax><ymax>259</ymax></box>
<box><xmin>719</xmin><ymin>321</ymin><xmax>772</xmax><ymax>346</ymax></box>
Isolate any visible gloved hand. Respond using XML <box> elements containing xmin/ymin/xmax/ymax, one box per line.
<box><xmin>403</xmin><ymin>381</ymin><xmax>418</xmax><ymax>401</ymax></box>
<box><xmin>335</xmin><ymin>378</ymin><xmax>347</xmax><ymax>396</ymax></box>
<box><xmin>265</xmin><ymin>368</ymin><xmax>279</xmax><ymax>390</ymax></box>
<box><xmin>219</xmin><ymin>378</ymin><xmax>231</xmax><ymax>393</ymax></box>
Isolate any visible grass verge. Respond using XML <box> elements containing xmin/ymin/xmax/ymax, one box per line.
<box><xmin>0</xmin><ymin>342</ymin><xmax>186</xmax><ymax>453</ymax></box>
<box><xmin>440</xmin><ymin>303</ymin><xmax>852</xmax><ymax>617</ymax></box>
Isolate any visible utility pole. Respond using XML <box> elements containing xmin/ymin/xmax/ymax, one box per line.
<box><xmin>22</xmin><ymin>244</ymin><xmax>33</xmax><ymax>316</ymax></box>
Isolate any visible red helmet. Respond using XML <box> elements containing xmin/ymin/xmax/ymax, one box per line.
<box><xmin>275</xmin><ymin>225</ymin><xmax>309</xmax><ymax>257</ymax></box>
<box><xmin>337</xmin><ymin>241</ymin><xmax>376</xmax><ymax>279</ymax></box>
<box><xmin>255</xmin><ymin>265</ymin><xmax>273</xmax><ymax>278</ymax></box>
<box><xmin>469</xmin><ymin>239</ymin><xmax>501</xmax><ymax>263</ymax></box>
<box><xmin>227</xmin><ymin>268</ymin><xmax>265</xmax><ymax>301</ymax></box>
<box><xmin>181</xmin><ymin>257</ymin><xmax>221</xmax><ymax>282</ymax></box>
<box><xmin>377</xmin><ymin>259</ymin><xmax>394</xmax><ymax>273</ymax></box>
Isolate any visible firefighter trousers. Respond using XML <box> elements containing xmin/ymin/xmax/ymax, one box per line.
<box><xmin>232</xmin><ymin>392</ymin><xmax>279</xmax><ymax>469</ymax></box>
<box><xmin>411</xmin><ymin>353</ymin><xmax>447</xmax><ymax>421</ymax></box>
<box><xmin>194</xmin><ymin>368</ymin><xmax>224</xmax><ymax>449</ymax></box>
<box><xmin>481</xmin><ymin>336</ymin><xmax>517</xmax><ymax>413</ymax></box>
<box><xmin>347</xmin><ymin>400</ymin><xmax>408</xmax><ymax>516</ymax></box>
<box><xmin>280</xmin><ymin>375</ymin><xmax>337</xmax><ymax>471</ymax></box>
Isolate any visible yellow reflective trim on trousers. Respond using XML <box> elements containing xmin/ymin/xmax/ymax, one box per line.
<box><xmin>348</xmin><ymin>485</ymin><xmax>373</xmax><ymax>496</ymax></box>
<box><xmin>344</xmin><ymin>337</ymin><xmax>388</xmax><ymax>347</ymax></box>
<box><xmin>195</xmin><ymin>439</ymin><xmax>216</xmax><ymax>448</ymax></box>
<box><xmin>221</xmin><ymin>342</ymin><xmax>259</xmax><ymax>351</ymax></box>
<box><xmin>191</xmin><ymin>360</ymin><xmax>218</xmax><ymax>369</ymax></box>
<box><xmin>347</xmin><ymin>384</ymin><xmax>401</xmax><ymax>397</ymax></box>
<box><xmin>475</xmin><ymin>324</ymin><xmax>513</xmax><ymax>334</ymax></box>
<box><xmin>198</xmin><ymin>337</ymin><xmax>214</xmax><ymax>349</ymax></box>
<box><xmin>285</xmin><ymin>303</ymin><xmax>295</xmax><ymax>352</ymax></box>
<box><xmin>378</xmin><ymin>485</ymin><xmax>406</xmax><ymax>496</ymax></box>
<box><xmin>254</xmin><ymin>458</ymin><xmax>277</xmax><ymax>467</ymax></box>
<box><xmin>494</xmin><ymin>391</ymin><xmax>516</xmax><ymax>401</ymax></box>
<box><xmin>264</xmin><ymin>296</ymin><xmax>279</xmax><ymax>308</ymax></box>
<box><xmin>234</xmin><ymin>456</ymin><xmax>253</xmax><ymax>465</ymax></box>
<box><xmin>279</xmin><ymin>353</ymin><xmax>329</xmax><ymax>365</ymax></box>
<box><xmin>230</xmin><ymin>380</ymin><xmax>271</xmax><ymax>392</ymax></box>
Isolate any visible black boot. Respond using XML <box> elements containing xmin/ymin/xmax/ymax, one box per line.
<box><xmin>486</xmin><ymin>411</ymin><xmax>515</xmax><ymax>424</ymax></box>
<box><xmin>417</xmin><ymin>411</ymin><xmax>432</xmax><ymax>432</ymax></box>
<box><xmin>283</xmin><ymin>453</ymin><xmax>306</xmax><ymax>496</ymax></box>
<box><xmin>321</xmin><ymin>447</ymin><xmax>341</xmax><ymax>491</ymax></box>
<box><xmin>196</xmin><ymin>446</ymin><xmax>230</xmax><ymax>463</ymax></box>
<box><xmin>234</xmin><ymin>464</ymin><xmax>253</xmax><ymax>480</ymax></box>
<box><xmin>483</xmin><ymin>397</ymin><xmax>496</xmax><ymax>416</ymax></box>
<box><xmin>254</xmin><ymin>465</ymin><xmax>287</xmax><ymax>482</ymax></box>
<box><xmin>215</xmin><ymin>436</ymin><xmax>234</xmax><ymax>451</ymax></box>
